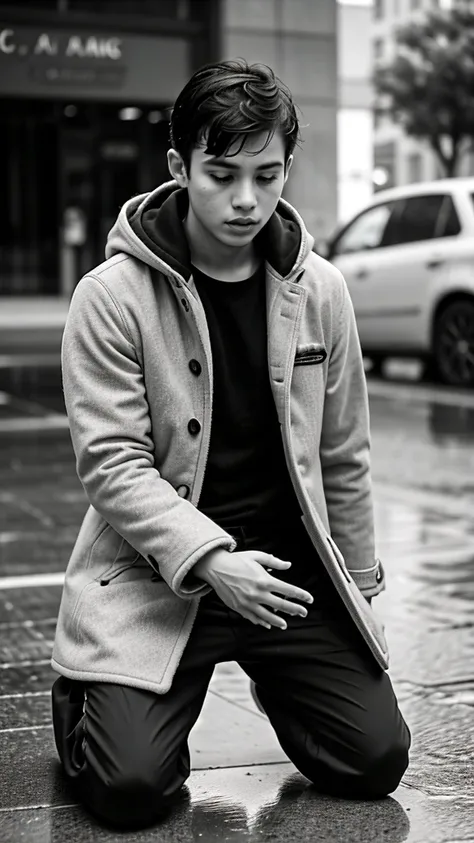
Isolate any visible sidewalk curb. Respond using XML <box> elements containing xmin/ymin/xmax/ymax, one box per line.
<box><xmin>367</xmin><ymin>377</ymin><xmax>474</xmax><ymax>409</ymax></box>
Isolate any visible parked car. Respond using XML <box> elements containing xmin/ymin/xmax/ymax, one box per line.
<box><xmin>321</xmin><ymin>178</ymin><xmax>474</xmax><ymax>387</ymax></box>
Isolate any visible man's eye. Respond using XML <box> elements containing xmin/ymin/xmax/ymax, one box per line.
<box><xmin>210</xmin><ymin>174</ymin><xmax>233</xmax><ymax>184</ymax></box>
<box><xmin>258</xmin><ymin>175</ymin><xmax>278</xmax><ymax>184</ymax></box>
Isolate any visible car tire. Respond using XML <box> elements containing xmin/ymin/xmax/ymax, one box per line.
<box><xmin>433</xmin><ymin>298</ymin><xmax>474</xmax><ymax>387</ymax></box>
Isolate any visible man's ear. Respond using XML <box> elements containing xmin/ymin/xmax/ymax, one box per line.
<box><xmin>167</xmin><ymin>149</ymin><xmax>188</xmax><ymax>187</ymax></box>
<box><xmin>283</xmin><ymin>154</ymin><xmax>293</xmax><ymax>185</ymax></box>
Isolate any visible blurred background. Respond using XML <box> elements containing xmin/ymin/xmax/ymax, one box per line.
<box><xmin>2</xmin><ymin>0</ymin><xmax>474</xmax><ymax>392</ymax></box>
<box><xmin>1</xmin><ymin>0</ymin><xmax>474</xmax><ymax>387</ymax></box>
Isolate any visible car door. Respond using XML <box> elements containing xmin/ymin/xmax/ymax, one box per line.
<box><xmin>356</xmin><ymin>193</ymin><xmax>461</xmax><ymax>350</ymax></box>
<box><xmin>328</xmin><ymin>200</ymin><xmax>397</xmax><ymax>348</ymax></box>
<box><xmin>330</xmin><ymin>193</ymin><xmax>461</xmax><ymax>351</ymax></box>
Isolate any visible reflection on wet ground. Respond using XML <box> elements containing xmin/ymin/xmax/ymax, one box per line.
<box><xmin>1</xmin><ymin>372</ymin><xmax>474</xmax><ymax>840</ymax></box>
<box><xmin>369</xmin><ymin>393</ymin><xmax>474</xmax><ymax>519</ymax></box>
<box><xmin>429</xmin><ymin>401</ymin><xmax>474</xmax><ymax>442</ymax></box>
<box><xmin>1</xmin><ymin>765</ymin><xmax>418</xmax><ymax>843</ymax></box>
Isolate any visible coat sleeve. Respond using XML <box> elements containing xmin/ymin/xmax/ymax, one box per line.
<box><xmin>62</xmin><ymin>274</ymin><xmax>236</xmax><ymax>599</ymax></box>
<box><xmin>319</xmin><ymin>271</ymin><xmax>385</xmax><ymax>598</ymax></box>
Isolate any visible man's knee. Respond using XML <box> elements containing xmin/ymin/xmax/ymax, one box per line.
<box><xmin>80</xmin><ymin>753</ymin><xmax>182</xmax><ymax>829</ymax></box>
<box><xmin>302</xmin><ymin>724</ymin><xmax>410</xmax><ymax>800</ymax></box>
<box><xmin>354</xmin><ymin>729</ymin><xmax>411</xmax><ymax>799</ymax></box>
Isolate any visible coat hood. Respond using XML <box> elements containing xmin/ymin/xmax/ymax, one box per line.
<box><xmin>105</xmin><ymin>180</ymin><xmax>314</xmax><ymax>283</ymax></box>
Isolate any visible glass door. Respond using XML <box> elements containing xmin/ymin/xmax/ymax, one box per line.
<box><xmin>0</xmin><ymin>100</ymin><xmax>60</xmax><ymax>295</ymax></box>
<box><xmin>0</xmin><ymin>98</ymin><xmax>172</xmax><ymax>298</ymax></box>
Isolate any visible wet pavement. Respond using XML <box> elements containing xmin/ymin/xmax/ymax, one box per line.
<box><xmin>1</xmin><ymin>363</ymin><xmax>474</xmax><ymax>841</ymax></box>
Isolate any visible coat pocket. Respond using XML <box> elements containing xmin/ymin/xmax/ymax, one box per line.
<box><xmin>96</xmin><ymin>536</ymin><xmax>147</xmax><ymax>586</ymax></box>
<box><xmin>294</xmin><ymin>343</ymin><xmax>327</xmax><ymax>366</ymax></box>
<box><xmin>70</xmin><ymin>576</ymin><xmax>193</xmax><ymax>689</ymax></box>
<box><xmin>99</xmin><ymin>555</ymin><xmax>147</xmax><ymax>586</ymax></box>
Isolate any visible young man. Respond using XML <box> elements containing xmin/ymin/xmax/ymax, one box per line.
<box><xmin>51</xmin><ymin>60</ymin><xmax>410</xmax><ymax>829</ymax></box>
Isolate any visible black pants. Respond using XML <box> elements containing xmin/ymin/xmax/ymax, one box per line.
<box><xmin>52</xmin><ymin>523</ymin><xmax>410</xmax><ymax>830</ymax></box>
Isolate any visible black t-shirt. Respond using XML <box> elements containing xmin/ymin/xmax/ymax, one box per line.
<box><xmin>192</xmin><ymin>263</ymin><xmax>302</xmax><ymax>531</ymax></box>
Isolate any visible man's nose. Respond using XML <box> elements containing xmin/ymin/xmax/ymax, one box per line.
<box><xmin>232</xmin><ymin>181</ymin><xmax>257</xmax><ymax>210</ymax></box>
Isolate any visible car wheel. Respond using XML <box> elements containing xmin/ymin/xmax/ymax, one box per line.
<box><xmin>433</xmin><ymin>299</ymin><xmax>474</xmax><ymax>387</ymax></box>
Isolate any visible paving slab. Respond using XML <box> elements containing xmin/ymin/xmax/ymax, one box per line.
<box><xmin>0</xmin><ymin>692</ymin><xmax>51</xmax><ymax>731</ymax></box>
<box><xmin>0</xmin><ymin>622</ymin><xmax>54</xmax><ymax>667</ymax></box>
<box><xmin>0</xmin><ymin>587</ymin><xmax>62</xmax><ymax>626</ymax></box>
<box><xmin>0</xmin><ymin>661</ymin><xmax>57</xmax><ymax>697</ymax></box>
<box><xmin>0</xmin><ymin>532</ymin><xmax>78</xmax><ymax>578</ymax></box>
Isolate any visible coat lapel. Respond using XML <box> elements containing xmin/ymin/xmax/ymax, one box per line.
<box><xmin>265</xmin><ymin>271</ymin><xmax>307</xmax><ymax>422</ymax></box>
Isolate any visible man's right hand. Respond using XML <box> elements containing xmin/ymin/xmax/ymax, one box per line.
<box><xmin>193</xmin><ymin>548</ymin><xmax>313</xmax><ymax>630</ymax></box>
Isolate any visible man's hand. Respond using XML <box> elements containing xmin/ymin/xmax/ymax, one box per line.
<box><xmin>193</xmin><ymin>548</ymin><xmax>313</xmax><ymax>630</ymax></box>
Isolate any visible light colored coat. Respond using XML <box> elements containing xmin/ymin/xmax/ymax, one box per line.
<box><xmin>52</xmin><ymin>182</ymin><xmax>388</xmax><ymax>694</ymax></box>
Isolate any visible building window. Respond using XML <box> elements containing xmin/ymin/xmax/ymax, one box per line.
<box><xmin>0</xmin><ymin>0</ymin><xmax>58</xmax><ymax>7</ymax></box>
<box><xmin>0</xmin><ymin>0</ymin><xmax>190</xmax><ymax>17</ymax></box>
<box><xmin>408</xmin><ymin>152</ymin><xmax>423</xmax><ymax>183</ymax></box>
<box><xmin>68</xmin><ymin>0</ymin><xmax>189</xmax><ymax>16</ymax></box>
<box><xmin>374</xmin><ymin>38</ymin><xmax>384</xmax><ymax>61</ymax></box>
<box><xmin>374</xmin><ymin>141</ymin><xmax>396</xmax><ymax>191</ymax></box>
<box><xmin>374</xmin><ymin>0</ymin><xmax>384</xmax><ymax>19</ymax></box>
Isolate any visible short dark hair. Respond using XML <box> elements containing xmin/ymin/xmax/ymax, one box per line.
<box><xmin>169</xmin><ymin>59</ymin><xmax>301</xmax><ymax>172</ymax></box>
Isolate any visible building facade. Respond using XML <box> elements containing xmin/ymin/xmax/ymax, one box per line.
<box><xmin>372</xmin><ymin>0</ymin><xmax>474</xmax><ymax>191</ymax></box>
<box><xmin>337</xmin><ymin>1</ymin><xmax>373</xmax><ymax>224</ymax></box>
<box><xmin>0</xmin><ymin>0</ymin><xmax>337</xmax><ymax>300</ymax></box>
<box><xmin>223</xmin><ymin>0</ymin><xmax>337</xmax><ymax>245</ymax></box>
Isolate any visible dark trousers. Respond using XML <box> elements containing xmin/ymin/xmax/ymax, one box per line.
<box><xmin>52</xmin><ymin>523</ymin><xmax>410</xmax><ymax>830</ymax></box>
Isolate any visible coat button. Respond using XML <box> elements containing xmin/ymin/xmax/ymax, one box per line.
<box><xmin>176</xmin><ymin>484</ymin><xmax>190</xmax><ymax>499</ymax></box>
<box><xmin>189</xmin><ymin>359</ymin><xmax>202</xmax><ymax>376</ymax></box>
<box><xmin>188</xmin><ymin>418</ymin><xmax>201</xmax><ymax>435</ymax></box>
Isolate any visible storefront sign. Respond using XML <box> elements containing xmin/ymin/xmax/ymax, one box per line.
<box><xmin>0</xmin><ymin>23</ymin><xmax>188</xmax><ymax>101</ymax></box>
<box><xmin>0</xmin><ymin>28</ymin><xmax>123</xmax><ymax>59</ymax></box>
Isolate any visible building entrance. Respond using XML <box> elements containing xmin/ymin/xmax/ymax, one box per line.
<box><xmin>0</xmin><ymin>98</ymin><xmax>171</xmax><ymax>297</ymax></box>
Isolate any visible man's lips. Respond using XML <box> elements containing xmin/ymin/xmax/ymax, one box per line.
<box><xmin>226</xmin><ymin>219</ymin><xmax>259</xmax><ymax>227</ymax></box>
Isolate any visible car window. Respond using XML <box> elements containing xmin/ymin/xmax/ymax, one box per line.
<box><xmin>385</xmin><ymin>194</ymin><xmax>458</xmax><ymax>246</ymax></box>
<box><xmin>438</xmin><ymin>195</ymin><xmax>461</xmax><ymax>237</ymax></box>
<box><xmin>331</xmin><ymin>203</ymin><xmax>394</xmax><ymax>257</ymax></box>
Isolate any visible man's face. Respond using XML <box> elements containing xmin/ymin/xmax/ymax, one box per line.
<box><xmin>182</xmin><ymin>131</ymin><xmax>292</xmax><ymax>248</ymax></box>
